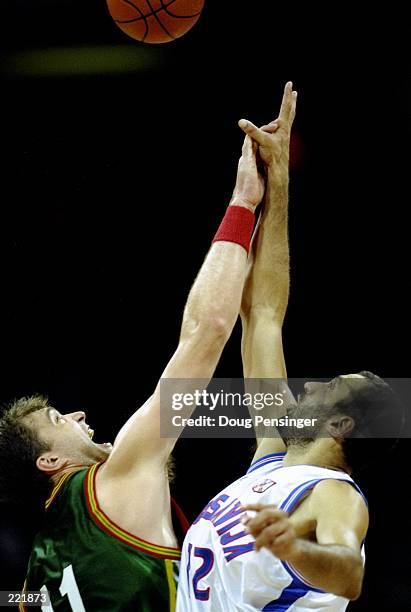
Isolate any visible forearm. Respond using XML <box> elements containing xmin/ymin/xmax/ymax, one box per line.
<box><xmin>241</xmin><ymin>313</ymin><xmax>286</xmax><ymax>378</ymax></box>
<box><xmin>241</xmin><ymin>313</ymin><xmax>288</xmax><ymax>451</ymax></box>
<box><xmin>287</xmin><ymin>539</ymin><xmax>364</xmax><ymax>600</ymax></box>
<box><xmin>181</xmin><ymin>234</ymin><xmax>248</xmax><ymax>345</ymax></box>
<box><xmin>240</xmin><ymin>175</ymin><xmax>290</xmax><ymax>450</ymax></box>
<box><xmin>241</xmin><ymin>172</ymin><xmax>289</xmax><ymax>322</ymax></box>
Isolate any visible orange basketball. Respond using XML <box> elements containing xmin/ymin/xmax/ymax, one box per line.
<box><xmin>107</xmin><ymin>0</ymin><xmax>205</xmax><ymax>44</ymax></box>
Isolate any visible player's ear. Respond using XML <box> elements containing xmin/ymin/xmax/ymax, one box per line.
<box><xmin>36</xmin><ymin>452</ymin><xmax>67</xmax><ymax>475</ymax></box>
<box><xmin>326</xmin><ymin>415</ymin><xmax>355</xmax><ymax>438</ymax></box>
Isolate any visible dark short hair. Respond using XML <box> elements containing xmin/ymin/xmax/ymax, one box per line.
<box><xmin>336</xmin><ymin>372</ymin><xmax>405</xmax><ymax>471</ymax></box>
<box><xmin>0</xmin><ymin>396</ymin><xmax>52</xmax><ymax>509</ymax></box>
<box><xmin>332</xmin><ymin>371</ymin><xmax>405</xmax><ymax>439</ymax></box>
<box><xmin>280</xmin><ymin>372</ymin><xmax>405</xmax><ymax>471</ymax></box>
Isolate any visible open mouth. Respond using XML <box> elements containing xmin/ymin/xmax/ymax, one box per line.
<box><xmin>84</xmin><ymin>425</ymin><xmax>111</xmax><ymax>450</ymax></box>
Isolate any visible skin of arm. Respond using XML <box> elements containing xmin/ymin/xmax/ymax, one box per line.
<box><xmin>243</xmin><ymin>479</ymin><xmax>369</xmax><ymax>600</ymax></box>
<box><xmin>101</xmin><ymin>135</ymin><xmax>265</xmax><ymax>480</ymax></box>
<box><xmin>239</xmin><ymin>82</ymin><xmax>297</xmax><ymax>457</ymax></box>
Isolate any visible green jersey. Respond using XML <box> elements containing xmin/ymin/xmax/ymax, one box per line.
<box><xmin>23</xmin><ymin>462</ymin><xmax>187</xmax><ymax>612</ymax></box>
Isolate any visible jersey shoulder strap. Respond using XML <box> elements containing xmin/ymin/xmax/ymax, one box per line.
<box><xmin>247</xmin><ymin>452</ymin><xmax>286</xmax><ymax>474</ymax></box>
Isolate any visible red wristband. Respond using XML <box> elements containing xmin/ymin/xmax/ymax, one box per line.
<box><xmin>212</xmin><ymin>205</ymin><xmax>255</xmax><ymax>253</ymax></box>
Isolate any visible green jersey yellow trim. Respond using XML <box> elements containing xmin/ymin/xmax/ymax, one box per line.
<box><xmin>84</xmin><ymin>462</ymin><xmax>182</xmax><ymax>560</ymax></box>
<box><xmin>45</xmin><ymin>471</ymin><xmax>74</xmax><ymax>510</ymax></box>
<box><xmin>165</xmin><ymin>559</ymin><xmax>177</xmax><ymax>612</ymax></box>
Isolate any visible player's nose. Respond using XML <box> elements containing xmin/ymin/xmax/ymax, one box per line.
<box><xmin>304</xmin><ymin>381</ymin><xmax>324</xmax><ymax>393</ymax></box>
<box><xmin>65</xmin><ymin>411</ymin><xmax>86</xmax><ymax>423</ymax></box>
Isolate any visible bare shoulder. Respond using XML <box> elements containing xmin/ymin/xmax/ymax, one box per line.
<box><xmin>96</xmin><ymin>456</ymin><xmax>168</xmax><ymax>497</ymax></box>
<box><xmin>310</xmin><ymin>479</ymin><xmax>369</xmax><ymax>524</ymax></box>
<box><xmin>96</xmin><ymin>458</ymin><xmax>170</xmax><ymax>516</ymax></box>
<box><xmin>93</xmin><ymin>460</ymin><xmax>174</xmax><ymax>544</ymax></box>
<box><xmin>312</xmin><ymin>478</ymin><xmax>366</xmax><ymax>504</ymax></box>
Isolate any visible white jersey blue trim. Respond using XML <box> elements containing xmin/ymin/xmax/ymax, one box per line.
<box><xmin>280</xmin><ymin>476</ymin><xmax>367</xmax><ymax>513</ymax></box>
<box><xmin>262</xmin><ymin>574</ymin><xmax>318</xmax><ymax>610</ymax></box>
<box><xmin>247</xmin><ymin>452</ymin><xmax>286</xmax><ymax>474</ymax></box>
<box><xmin>177</xmin><ymin>457</ymin><xmax>366</xmax><ymax>612</ymax></box>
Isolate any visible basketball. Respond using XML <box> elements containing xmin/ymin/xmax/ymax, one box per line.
<box><xmin>107</xmin><ymin>0</ymin><xmax>205</xmax><ymax>44</ymax></box>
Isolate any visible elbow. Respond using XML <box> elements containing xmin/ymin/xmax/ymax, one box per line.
<box><xmin>199</xmin><ymin>313</ymin><xmax>233</xmax><ymax>346</ymax></box>
<box><xmin>341</xmin><ymin>563</ymin><xmax>364</xmax><ymax>601</ymax></box>
<box><xmin>182</xmin><ymin>312</ymin><xmax>232</xmax><ymax>348</ymax></box>
<box><xmin>343</xmin><ymin>585</ymin><xmax>362</xmax><ymax>601</ymax></box>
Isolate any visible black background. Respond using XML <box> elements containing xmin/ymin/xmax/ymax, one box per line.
<box><xmin>0</xmin><ymin>1</ymin><xmax>410</xmax><ymax>609</ymax></box>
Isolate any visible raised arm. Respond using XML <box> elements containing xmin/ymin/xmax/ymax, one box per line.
<box><xmin>239</xmin><ymin>82</ymin><xmax>297</xmax><ymax>458</ymax></box>
<box><xmin>244</xmin><ymin>479</ymin><xmax>369</xmax><ymax>600</ymax></box>
<box><xmin>102</xmin><ymin>136</ymin><xmax>265</xmax><ymax>478</ymax></box>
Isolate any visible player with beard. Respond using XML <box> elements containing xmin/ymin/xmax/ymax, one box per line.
<box><xmin>176</xmin><ymin>84</ymin><xmax>403</xmax><ymax>611</ymax></box>
<box><xmin>0</xmin><ymin>133</ymin><xmax>267</xmax><ymax>611</ymax></box>
<box><xmin>177</xmin><ymin>372</ymin><xmax>403</xmax><ymax>611</ymax></box>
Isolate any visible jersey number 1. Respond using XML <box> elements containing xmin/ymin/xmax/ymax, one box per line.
<box><xmin>41</xmin><ymin>564</ymin><xmax>86</xmax><ymax>612</ymax></box>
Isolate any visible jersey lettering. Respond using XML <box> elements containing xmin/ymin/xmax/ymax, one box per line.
<box><xmin>194</xmin><ymin>496</ymin><xmax>254</xmax><ymax>562</ymax></box>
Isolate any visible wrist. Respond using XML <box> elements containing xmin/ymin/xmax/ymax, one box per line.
<box><xmin>265</xmin><ymin>175</ymin><xmax>289</xmax><ymax>214</ymax></box>
<box><xmin>212</xmin><ymin>205</ymin><xmax>255</xmax><ymax>253</ymax></box>
<box><xmin>268</xmin><ymin>182</ymin><xmax>289</xmax><ymax>197</ymax></box>
<box><xmin>267</xmin><ymin>167</ymin><xmax>289</xmax><ymax>189</ymax></box>
<box><xmin>229</xmin><ymin>196</ymin><xmax>256</xmax><ymax>213</ymax></box>
<box><xmin>282</xmin><ymin>538</ymin><xmax>306</xmax><ymax>564</ymax></box>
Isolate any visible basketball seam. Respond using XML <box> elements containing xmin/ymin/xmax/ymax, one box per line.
<box><xmin>114</xmin><ymin>0</ymin><xmax>202</xmax><ymax>26</ymax></box>
<box><xmin>146</xmin><ymin>0</ymin><xmax>174</xmax><ymax>40</ymax></box>
<box><xmin>160</xmin><ymin>0</ymin><xmax>203</xmax><ymax>19</ymax></box>
<box><xmin>114</xmin><ymin>0</ymin><xmax>176</xmax><ymax>23</ymax></box>
<box><xmin>116</xmin><ymin>0</ymin><xmax>149</xmax><ymax>42</ymax></box>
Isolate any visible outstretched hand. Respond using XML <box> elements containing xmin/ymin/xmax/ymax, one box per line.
<box><xmin>242</xmin><ymin>503</ymin><xmax>297</xmax><ymax>561</ymax></box>
<box><xmin>238</xmin><ymin>82</ymin><xmax>297</xmax><ymax>173</ymax></box>
<box><xmin>230</xmin><ymin>135</ymin><xmax>266</xmax><ymax>211</ymax></box>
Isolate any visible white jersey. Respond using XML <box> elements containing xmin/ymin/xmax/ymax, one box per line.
<box><xmin>176</xmin><ymin>452</ymin><xmax>366</xmax><ymax>612</ymax></box>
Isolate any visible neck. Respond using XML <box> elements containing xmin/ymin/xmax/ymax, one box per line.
<box><xmin>283</xmin><ymin>438</ymin><xmax>350</xmax><ymax>473</ymax></box>
<box><xmin>49</xmin><ymin>463</ymin><xmax>91</xmax><ymax>487</ymax></box>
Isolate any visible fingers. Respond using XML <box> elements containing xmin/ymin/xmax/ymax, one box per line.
<box><xmin>241</xmin><ymin>134</ymin><xmax>252</xmax><ymax>154</ymax></box>
<box><xmin>241</xmin><ymin>135</ymin><xmax>258</xmax><ymax>164</ymax></box>
<box><xmin>290</xmin><ymin>90</ymin><xmax>297</xmax><ymax>124</ymax></box>
<box><xmin>253</xmin><ymin>520</ymin><xmax>291</xmax><ymax>550</ymax></box>
<box><xmin>242</xmin><ymin>503</ymin><xmax>275</xmax><ymax>511</ymax></box>
<box><xmin>260</xmin><ymin>120</ymin><xmax>280</xmax><ymax>134</ymax></box>
<box><xmin>279</xmin><ymin>81</ymin><xmax>294</xmax><ymax>121</ymax></box>
<box><xmin>242</xmin><ymin>505</ymin><xmax>288</xmax><ymax>536</ymax></box>
<box><xmin>279</xmin><ymin>81</ymin><xmax>298</xmax><ymax>128</ymax></box>
<box><xmin>241</xmin><ymin>504</ymin><xmax>295</xmax><ymax>557</ymax></box>
<box><xmin>239</xmin><ymin>81</ymin><xmax>297</xmax><ymax>153</ymax></box>
<box><xmin>238</xmin><ymin>119</ymin><xmax>269</xmax><ymax>146</ymax></box>
<box><xmin>255</xmin><ymin>526</ymin><xmax>295</xmax><ymax>555</ymax></box>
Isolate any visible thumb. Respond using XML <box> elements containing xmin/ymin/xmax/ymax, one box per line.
<box><xmin>238</xmin><ymin>119</ymin><xmax>267</xmax><ymax>146</ymax></box>
<box><xmin>260</xmin><ymin>120</ymin><xmax>280</xmax><ymax>134</ymax></box>
<box><xmin>240</xmin><ymin>137</ymin><xmax>259</xmax><ymax>171</ymax></box>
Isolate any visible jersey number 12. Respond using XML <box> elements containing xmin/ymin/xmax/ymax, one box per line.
<box><xmin>187</xmin><ymin>543</ymin><xmax>214</xmax><ymax>601</ymax></box>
